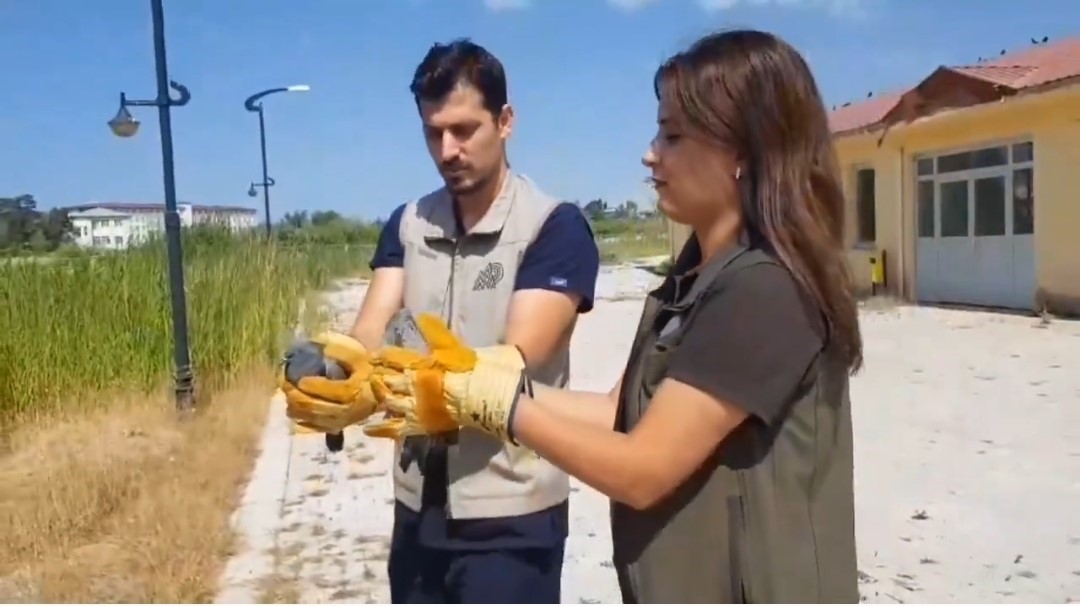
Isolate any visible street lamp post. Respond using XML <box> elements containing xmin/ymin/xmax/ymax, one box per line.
<box><xmin>243</xmin><ymin>85</ymin><xmax>310</xmax><ymax>238</ymax></box>
<box><xmin>107</xmin><ymin>0</ymin><xmax>195</xmax><ymax>413</ymax></box>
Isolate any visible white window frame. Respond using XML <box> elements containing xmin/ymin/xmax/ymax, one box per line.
<box><xmin>913</xmin><ymin>138</ymin><xmax>1034</xmax><ymax>240</ymax></box>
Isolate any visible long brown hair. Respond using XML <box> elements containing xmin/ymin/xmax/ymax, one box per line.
<box><xmin>655</xmin><ymin>29</ymin><xmax>863</xmax><ymax>372</ymax></box>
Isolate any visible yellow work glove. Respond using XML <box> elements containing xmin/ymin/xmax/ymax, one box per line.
<box><xmin>278</xmin><ymin>332</ymin><xmax>381</xmax><ymax>434</ymax></box>
<box><xmin>362</xmin><ymin>314</ymin><xmax>529</xmax><ymax>444</ymax></box>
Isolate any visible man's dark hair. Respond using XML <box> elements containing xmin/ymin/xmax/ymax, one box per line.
<box><xmin>410</xmin><ymin>38</ymin><xmax>508</xmax><ymax>117</ymax></box>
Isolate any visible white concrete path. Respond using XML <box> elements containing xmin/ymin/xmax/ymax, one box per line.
<box><xmin>217</xmin><ymin>267</ymin><xmax>1080</xmax><ymax>604</ymax></box>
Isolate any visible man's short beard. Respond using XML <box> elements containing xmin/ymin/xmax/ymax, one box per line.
<box><xmin>445</xmin><ymin>169</ymin><xmax>493</xmax><ymax>197</ymax></box>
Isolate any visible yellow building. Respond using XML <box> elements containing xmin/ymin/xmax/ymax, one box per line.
<box><xmin>831</xmin><ymin>37</ymin><xmax>1080</xmax><ymax>314</ymax></box>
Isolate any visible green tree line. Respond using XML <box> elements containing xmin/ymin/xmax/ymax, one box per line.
<box><xmin>1</xmin><ymin>193</ymin><xmax>662</xmax><ymax>255</ymax></box>
<box><xmin>0</xmin><ymin>195</ymin><xmax>73</xmax><ymax>254</ymax></box>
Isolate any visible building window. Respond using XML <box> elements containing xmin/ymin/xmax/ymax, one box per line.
<box><xmin>855</xmin><ymin>167</ymin><xmax>876</xmax><ymax>245</ymax></box>
<box><xmin>1012</xmin><ymin>167</ymin><xmax>1034</xmax><ymax>235</ymax></box>
<box><xmin>917</xmin><ymin>180</ymin><xmax>935</xmax><ymax>238</ymax></box>
<box><xmin>936</xmin><ymin>145</ymin><xmax>1008</xmax><ymax>173</ymax></box>
<box><xmin>916</xmin><ymin>140</ymin><xmax>1034</xmax><ymax>241</ymax></box>
<box><xmin>939</xmin><ymin>181</ymin><xmax>970</xmax><ymax>238</ymax></box>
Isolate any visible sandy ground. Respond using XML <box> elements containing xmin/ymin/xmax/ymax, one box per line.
<box><xmin>216</xmin><ymin>265</ymin><xmax>1080</xmax><ymax>604</ymax></box>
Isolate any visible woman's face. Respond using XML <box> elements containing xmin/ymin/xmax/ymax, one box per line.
<box><xmin>642</xmin><ymin>90</ymin><xmax>741</xmax><ymax>228</ymax></box>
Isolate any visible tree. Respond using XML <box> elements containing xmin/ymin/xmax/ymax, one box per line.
<box><xmin>280</xmin><ymin>210</ymin><xmax>308</xmax><ymax>229</ymax></box>
<box><xmin>582</xmin><ymin>198</ymin><xmax>608</xmax><ymax>219</ymax></box>
<box><xmin>310</xmin><ymin>210</ymin><xmax>343</xmax><ymax>226</ymax></box>
<box><xmin>40</xmin><ymin>208</ymin><xmax>73</xmax><ymax>246</ymax></box>
<box><xmin>0</xmin><ymin>194</ymin><xmax>73</xmax><ymax>253</ymax></box>
<box><xmin>272</xmin><ymin>209</ymin><xmax>385</xmax><ymax>247</ymax></box>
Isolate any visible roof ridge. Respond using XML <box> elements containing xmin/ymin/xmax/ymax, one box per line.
<box><xmin>954</xmin><ymin>62</ymin><xmax>1035</xmax><ymax>69</ymax></box>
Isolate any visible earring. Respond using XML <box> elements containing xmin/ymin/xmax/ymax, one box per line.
<box><xmin>735</xmin><ymin>166</ymin><xmax>742</xmax><ymax>180</ymax></box>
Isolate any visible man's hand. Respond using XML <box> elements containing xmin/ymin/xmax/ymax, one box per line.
<box><xmin>279</xmin><ymin>332</ymin><xmax>382</xmax><ymax>434</ymax></box>
<box><xmin>363</xmin><ymin>314</ymin><xmax>528</xmax><ymax>443</ymax></box>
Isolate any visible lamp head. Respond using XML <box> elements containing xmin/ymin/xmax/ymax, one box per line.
<box><xmin>108</xmin><ymin>105</ymin><xmax>140</xmax><ymax>138</ymax></box>
<box><xmin>247</xmin><ymin>184</ymin><xmax>258</xmax><ymax>198</ymax></box>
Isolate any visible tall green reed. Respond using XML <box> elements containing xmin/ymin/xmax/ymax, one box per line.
<box><xmin>0</xmin><ymin>228</ymin><xmax>369</xmax><ymax>420</ymax></box>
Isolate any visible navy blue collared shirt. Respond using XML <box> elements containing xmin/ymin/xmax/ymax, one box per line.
<box><xmin>370</xmin><ymin>200</ymin><xmax>600</xmax><ymax>549</ymax></box>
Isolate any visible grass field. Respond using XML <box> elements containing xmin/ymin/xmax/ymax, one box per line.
<box><xmin>0</xmin><ymin>231</ymin><xmax>371</xmax><ymax>423</ymax></box>
<box><xmin>0</xmin><ymin>230</ymin><xmax>370</xmax><ymax>602</ymax></box>
<box><xmin>594</xmin><ymin>215</ymin><xmax>671</xmax><ymax>264</ymax></box>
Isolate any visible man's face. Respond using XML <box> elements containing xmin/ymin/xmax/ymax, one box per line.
<box><xmin>419</xmin><ymin>83</ymin><xmax>513</xmax><ymax>196</ymax></box>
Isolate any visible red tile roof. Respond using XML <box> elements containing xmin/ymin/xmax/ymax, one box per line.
<box><xmin>827</xmin><ymin>90</ymin><xmax>905</xmax><ymax>135</ymax></box>
<box><xmin>830</xmin><ymin>37</ymin><xmax>1080</xmax><ymax>135</ymax></box>
<box><xmin>949</xmin><ymin>65</ymin><xmax>1038</xmax><ymax>87</ymax></box>
<box><xmin>951</xmin><ymin>37</ymin><xmax>1080</xmax><ymax>89</ymax></box>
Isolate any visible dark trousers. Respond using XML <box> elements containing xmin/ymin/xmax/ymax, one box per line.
<box><xmin>388</xmin><ymin>523</ymin><xmax>565</xmax><ymax>604</ymax></box>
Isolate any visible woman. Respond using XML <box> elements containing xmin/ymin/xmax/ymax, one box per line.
<box><xmin>296</xmin><ymin>28</ymin><xmax>862</xmax><ymax>604</ymax></box>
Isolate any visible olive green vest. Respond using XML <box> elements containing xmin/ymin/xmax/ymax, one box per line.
<box><xmin>611</xmin><ymin>238</ymin><xmax>859</xmax><ymax>604</ymax></box>
<box><xmin>394</xmin><ymin>172</ymin><xmax>573</xmax><ymax>519</ymax></box>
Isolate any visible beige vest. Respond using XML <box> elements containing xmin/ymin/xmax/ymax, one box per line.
<box><xmin>394</xmin><ymin>172</ymin><xmax>573</xmax><ymax>519</ymax></box>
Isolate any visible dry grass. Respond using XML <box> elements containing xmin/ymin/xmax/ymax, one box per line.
<box><xmin>0</xmin><ymin>365</ymin><xmax>277</xmax><ymax>603</ymax></box>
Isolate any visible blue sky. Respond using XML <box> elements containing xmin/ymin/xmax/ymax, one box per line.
<box><xmin>0</xmin><ymin>0</ymin><xmax>1074</xmax><ymax>221</ymax></box>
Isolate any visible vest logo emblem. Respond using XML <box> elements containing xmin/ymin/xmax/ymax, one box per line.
<box><xmin>472</xmin><ymin>261</ymin><xmax>505</xmax><ymax>291</ymax></box>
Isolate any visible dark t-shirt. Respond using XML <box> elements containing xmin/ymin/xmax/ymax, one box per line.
<box><xmin>371</xmin><ymin>200</ymin><xmax>600</xmax><ymax>550</ymax></box>
<box><xmin>662</xmin><ymin>248</ymin><xmax>826</xmax><ymax>426</ymax></box>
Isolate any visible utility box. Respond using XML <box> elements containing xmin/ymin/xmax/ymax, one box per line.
<box><xmin>869</xmin><ymin>249</ymin><xmax>887</xmax><ymax>296</ymax></box>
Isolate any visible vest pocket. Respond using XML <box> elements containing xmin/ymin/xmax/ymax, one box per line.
<box><xmin>640</xmin><ymin>342</ymin><xmax>675</xmax><ymax>402</ymax></box>
<box><xmin>727</xmin><ymin>494</ymin><xmax>750</xmax><ymax>603</ymax></box>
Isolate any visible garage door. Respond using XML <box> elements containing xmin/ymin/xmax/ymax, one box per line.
<box><xmin>915</xmin><ymin>164</ymin><xmax>1036</xmax><ymax>310</ymax></box>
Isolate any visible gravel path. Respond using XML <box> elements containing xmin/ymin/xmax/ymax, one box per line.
<box><xmin>216</xmin><ymin>266</ymin><xmax>1080</xmax><ymax>604</ymax></box>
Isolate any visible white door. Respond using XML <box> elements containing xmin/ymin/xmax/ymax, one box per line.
<box><xmin>915</xmin><ymin>170</ymin><xmax>1035</xmax><ymax>310</ymax></box>
<box><xmin>915</xmin><ymin>180</ymin><xmax>941</xmax><ymax>302</ymax></box>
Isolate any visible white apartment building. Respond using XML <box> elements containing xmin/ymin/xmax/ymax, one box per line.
<box><xmin>66</xmin><ymin>202</ymin><xmax>258</xmax><ymax>250</ymax></box>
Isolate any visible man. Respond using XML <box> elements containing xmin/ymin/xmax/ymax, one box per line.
<box><xmin>348</xmin><ymin>39</ymin><xmax>599</xmax><ymax>603</ymax></box>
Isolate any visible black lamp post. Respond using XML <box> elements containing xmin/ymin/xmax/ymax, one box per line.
<box><xmin>243</xmin><ymin>85</ymin><xmax>310</xmax><ymax>238</ymax></box>
<box><xmin>107</xmin><ymin>0</ymin><xmax>195</xmax><ymax>413</ymax></box>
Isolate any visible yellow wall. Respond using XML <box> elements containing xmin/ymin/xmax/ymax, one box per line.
<box><xmin>834</xmin><ymin>83</ymin><xmax>1080</xmax><ymax>313</ymax></box>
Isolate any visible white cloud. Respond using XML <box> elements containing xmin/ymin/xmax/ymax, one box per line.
<box><xmin>697</xmin><ymin>0</ymin><xmax>872</xmax><ymax>18</ymax></box>
<box><xmin>697</xmin><ymin>0</ymin><xmax>740</xmax><ymax>10</ymax></box>
<box><xmin>606</xmin><ymin>0</ymin><xmax>663</xmax><ymax>11</ymax></box>
<box><xmin>483</xmin><ymin>0</ymin><xmax>532</xmax><ymax>11</ymax></box>
<box><xmin>488</xmin><ymin>0</ymin><xmax>872</xmax><ymax>17</ymax></box>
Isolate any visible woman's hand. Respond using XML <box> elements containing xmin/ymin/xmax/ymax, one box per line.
<box><xmin>362</xmin><ymin>313</ymin><xmax>529</xmax><ymax>443</ymax></box>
